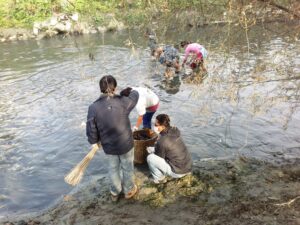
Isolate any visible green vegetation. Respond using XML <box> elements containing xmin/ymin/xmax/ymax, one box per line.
<box><xmin>0</xmin><ymin>0</ymin><xmax>117</xmax><ymax>28</ymax></box>
<box><xmin>0</xmin><ymin>0</ymin><xmax>60</xmax><ymax>27</ymax></box>
<box><xmin>0</xmin><ymin>0</ymin><xmax>298</xmax><ymax>28</ymax></box>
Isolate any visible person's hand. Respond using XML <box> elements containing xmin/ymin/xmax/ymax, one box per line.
<box><xmin>147</xmin><ymin>146</ymin><xmax>155</xmax><ymax>154</ymax></box>
<box><xmin>92</xmin><ymin>143</ymin><xmax>100</xmax><ymax>149</ymax></box>
<box><xmin>120</xmin><ymin>87</ymin><xmax>132</xmax><ymax>97</ymax></box>
<box><xmin>132</xmin><ymin>126</ymin><xmax>138</xmax><ymax>131</ymax></box>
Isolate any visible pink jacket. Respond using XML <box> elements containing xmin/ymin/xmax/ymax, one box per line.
<box><xmin>183</xmin><ymin>43</ymin><xmax>207</xmax><ymax>62</ymax></box>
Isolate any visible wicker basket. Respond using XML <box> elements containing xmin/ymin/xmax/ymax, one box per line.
<box><xmin>133</xmin><ymin>129</ymin><xmax>158</xmax><ymax>164</ymax></box>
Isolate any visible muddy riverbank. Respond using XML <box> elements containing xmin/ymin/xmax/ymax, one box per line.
<box><xmin>2</xmin><ymin>157</ymin><xmax>299</xmax><ymax>225</ymax></box>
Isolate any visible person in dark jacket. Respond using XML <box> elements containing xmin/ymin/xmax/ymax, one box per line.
<box><xmin>145</xmin><ymin>28</ymin><xmax>158</xmax><ymax>58</ymax></box>
<box><xmin>146</xmin><ymin>114</ymin><xmax>192</xmax><ymax>184</ymax></box>
<box><xmin>86</xmin><ymin>75</ymin><xmax>139</xmax><ymax>201</ymax></box>
<box><xmin>154</xmin><ymin>45</ymin><xmax>181</xmax><ymax>79</ymax></box>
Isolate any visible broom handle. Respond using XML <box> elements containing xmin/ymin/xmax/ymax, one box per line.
<box><xmin>86</xmin><ymin>143</ymin><xmax>100</xmax><ymax>159</ymax></box>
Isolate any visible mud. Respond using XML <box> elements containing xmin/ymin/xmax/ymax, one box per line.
<box><xmin>2</xmin><ymin>157</ymin><xmax>299</xmax><ymax>225</ymax></box>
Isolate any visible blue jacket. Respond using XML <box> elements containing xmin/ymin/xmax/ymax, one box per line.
<box><xmin>86</xmin><ymin>91</ymin><xmax>139</xmax><ymax>155</ymax></box>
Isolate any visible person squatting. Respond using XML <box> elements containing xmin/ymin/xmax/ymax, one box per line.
<box><xmin>85</xmin><ymin>31</ymin><xmax>208</xmax><ymax>201</ymax></box>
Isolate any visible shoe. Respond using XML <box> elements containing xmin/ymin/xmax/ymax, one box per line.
<box><xmin>125</xmin><ymin>184</ymin><xmax>138</xmax><ymax>199</ymax></box>
<box><xmin>110</xmin><ymin>193</ymin><xmax>119</xmax><ymax>202</ymax></box>
<box><xmin>151</xmin><ymin>177</ymin><xmax>167</xmax><ymax>184</ymax></box>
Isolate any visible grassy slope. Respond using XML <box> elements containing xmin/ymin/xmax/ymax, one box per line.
<box><xmin>0</xmin><ymin>0</ymin><xmax>242</xmax><ymax>28</ymax></box>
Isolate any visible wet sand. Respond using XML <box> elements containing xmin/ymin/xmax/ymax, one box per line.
<box><xmin>2</xmin><ymin>157</ymin><xmax>299</xmax><ymax>225</ymax></box>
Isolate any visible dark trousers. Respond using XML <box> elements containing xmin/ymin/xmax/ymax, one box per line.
<box><xmin>143</xmin><ymin>111</ymin><xmax>156</xmax><ymax>129</ymax></box>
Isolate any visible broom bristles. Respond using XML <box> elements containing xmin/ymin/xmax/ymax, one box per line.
<box><xmin>64</xmin><ymin>144</ymin><xmax>100</xmax><ymax>186</ymax></box>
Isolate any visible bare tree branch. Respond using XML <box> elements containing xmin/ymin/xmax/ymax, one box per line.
<box><xmin>258</xmin><ymin>0</ymin><xmax>300</xmax><ymax>18</ymax></box>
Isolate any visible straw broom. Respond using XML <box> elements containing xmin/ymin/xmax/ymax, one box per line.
<box><xmin>64</xmin><ymin>144</ymin><xmax>101</xmax><ymax>186</ymax></box>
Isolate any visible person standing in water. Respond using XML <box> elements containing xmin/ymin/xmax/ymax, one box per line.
<box><xmin>155</xmin><ymin>44</ymin><xmax>181</xmax><ymax>78</ymax></box>
<box><xmin>86</xmin><ymin>75</ymin><xmax>139</xmax><ymax>201</ymax></box>
<box><xmin>145</xmin><ymin>28</ymin><xmax>158</xmax><ymax>59</ymax></box>
<box><xmin>180</xmin><ymin>41</ymin><xmax>208</xmax><ymax>73</ymax></box>
<box><xmin>145</xmin><ymin>28</ymin><xmax>180</xmax><ymax>78</ymax></box>
<box><xmin>120</xmin><ymin>86</ymin><xmax>159</xmax><ymax>130</ymax></box>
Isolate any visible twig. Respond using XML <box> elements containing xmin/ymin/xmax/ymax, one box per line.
<box><xmin>66</xmin><ymin>0</ymin><xmax>76</xmax><ymax>9</ymax></box>
<box><xmin>274</xmin><ymin>196</ymin><xmax>300</xmax><ymax>207</ymax></box>
<box><xmin>263</xmin><ymin>0</ymin><xmax>300</xmax><ymax>19</ymax></box>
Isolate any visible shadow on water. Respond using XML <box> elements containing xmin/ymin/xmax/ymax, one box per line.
<box><xmin>0</xmin><ymin>23</ymin><xmax>299</xmax><ymax>217</ymax></box>
<box><xmin>158</xmin><ymin>75</ymin><xmax>181</xmax><ymax>95</ymax></box>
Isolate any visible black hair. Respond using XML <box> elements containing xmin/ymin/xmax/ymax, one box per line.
<box><xmin>120</xmin><ymin>87</ymin><xmax>132</xmax><ymax>97</ymax></box>
<box><xmin>99</xmin><ymin>75</ymin><xmax>117</xmax><ymax>94</ymax></box>
<box><xmin>180</xmin><ymin>41</ymin><xmax>191</xmax><ymax>48</ymax></box>
<box><xmin>156</xmin><ymin>114</ymin><xmax>171</xmax><ymax>128</ymax></box>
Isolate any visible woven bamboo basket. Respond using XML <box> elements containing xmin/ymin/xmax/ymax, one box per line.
<box><xmin>133</xmin><ymin>129</ymin><xmax>158</xmax><ymax>164</ymax></box>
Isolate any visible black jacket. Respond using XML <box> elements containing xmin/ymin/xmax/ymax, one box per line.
<box><xmin>86</xmin><ymin>91</ymin><xmax>139</xmax><ymax>155</ymax></box>
<box><xmin>155</xmin><ymin>127</ymin><xmax>192</xmax><ymax>174</ymax></box>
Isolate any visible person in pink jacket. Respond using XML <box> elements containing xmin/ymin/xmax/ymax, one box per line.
<box><xmin>180</xmin><ymin>41</ymin><xmax>208</xmax><ymax>73</ymax></box>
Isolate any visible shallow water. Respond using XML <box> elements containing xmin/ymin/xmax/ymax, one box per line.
<box><xmin>0</xmin><ymin>24</ymin><xmax>299</xmax><ymax>217</ymax></box>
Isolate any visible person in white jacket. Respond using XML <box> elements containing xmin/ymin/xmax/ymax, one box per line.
<box><xmin>120</xmin><ymin>87</ymin><xmax>159</xmax><ymax>130</ymax></box>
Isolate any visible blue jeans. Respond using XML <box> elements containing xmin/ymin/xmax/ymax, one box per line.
<box><xmin>106</xmin><ymin>148</ymin><xmax>135</xmax><ymax>196</ymax></box>
<box><xmin>147</xmin><ymin>154</ymin><xmax>188</xmax><ymax>182</ymax></box>
<box><xmin>143</xmin><ymin>111</ymin><xmax>155</xmax><ymax>129</ymax></box>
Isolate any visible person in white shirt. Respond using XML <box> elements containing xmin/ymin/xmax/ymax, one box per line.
<box><xmin>120</xmin><ymin>87</ymin><xmax>159</xmax><ymax>130</ymax></box>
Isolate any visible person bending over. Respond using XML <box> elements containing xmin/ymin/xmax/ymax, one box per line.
<box><xmin>155</xmin><ymin>45</ymin><xmax>181</xmax><ymax>78</ymax></box>
<box><xmin>180</xmin><ymin>41</ymin><xmax>208</xmax><ymax>74</ymax></box>
<box><xmin>120</xmin><ymin>87</ymin><xmax>159</xmax><ymax>130</ymax></box>
<box><xmin>147</xmin><ymin>114</ymin><xmax>192</xmax><ymax>184</ymax></box>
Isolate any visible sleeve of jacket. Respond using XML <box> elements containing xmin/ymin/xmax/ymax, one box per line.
<box><xmin>123</xmin><ymin>90</ymin><xmax>139</xmax><ymax>113</ymax></box>
<box><xmin>155</xmin><ymin>139</ymin><xmax>166</xmax><ymax>159</ymax></box>
<box><xmin>86</xmin><ymin>104</ymin><xmax>99</xmax><ymax>144</ymax></box>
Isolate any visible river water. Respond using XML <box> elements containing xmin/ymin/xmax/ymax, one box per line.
<box><xmin>0</xmin><ymin>24</ymin><xmax>299</xmax><ymax>218</ymax></box>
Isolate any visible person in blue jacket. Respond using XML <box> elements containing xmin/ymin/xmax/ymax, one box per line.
<box><xmin>155</xmin><ymin>45</ymin><xmax>181</xmax><ymax>79</ymax></box>
<box><xmin>86</xmin><ymin>75</ymin><xmax>139</xmax><ymax>201</ymax></box>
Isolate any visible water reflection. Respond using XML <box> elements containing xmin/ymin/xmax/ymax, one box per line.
<box><xmin>0</xmin><ymin>24</ymin><xmax>299</xmax><ymax>217</ymax></box>
<box><xmin>159</xmin><ymin>75</ymin><xmax>181</xmax><ymax>94</ymax></box>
